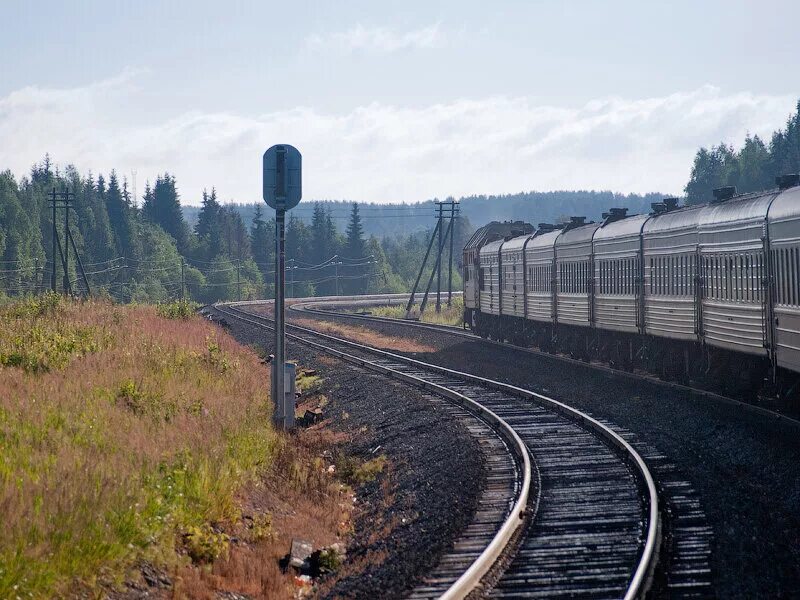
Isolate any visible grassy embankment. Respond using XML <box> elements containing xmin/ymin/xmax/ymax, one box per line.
<box><xmin>366</xmin><ymin>296</ymin><xmax>464</xmax><ymax>326</ymax></box>
<box><xmin>0</xmin><ymin>294</ymin><xmax>345</xmax><ymax>598</ymax></box>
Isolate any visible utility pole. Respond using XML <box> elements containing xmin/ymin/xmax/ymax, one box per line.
<box><xmin>63</xmin><ymin>191</ymin><xmax>70</xmax><ymax>294</ymax></box>
<box><xmin>335</xmin><ymin>260</ymin><xmax>340</xmax><ymax>296</ymax></box>
<box><xmin>49</xmin><ymin>187</ymin><xmax>78</xmax><ymax>295</ymax></box>
<box><xmin>289</xmin><ymin>258</ymin><xmax>294</xmax><ymax>298</ymax></box>
<box><xmin>404</xmin><ymin>218</ymin><xmax>441</xmax><ymax>319</ymax></box>
<box><xmin>436</xmin><ymin>202</ymin><xmax>443</xmax><ymax>312</ymax></box>
<box><xmin>51</xmin><ymin>189</ymin><xmax>57</xmax><ymax>291</ymax></box>
<box><xmin>180</xmin><ymin>258</ymin><xmax>186</xmax><ymax>300</ymax></box>
<box><xmin>448</xmin><ymin>201</ymin><xmax>458</xmax><ymax>306</ymax></box>
<box><xmin>236</xmin><ymin>233</ymin><xmax>242</xmax><ymax>301</ymax></box>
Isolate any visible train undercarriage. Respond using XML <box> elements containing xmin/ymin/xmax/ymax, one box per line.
<box><xmin>466</xmin><ymin>308</ymin><xmax>800</xmax><ymax>402</ymax></box>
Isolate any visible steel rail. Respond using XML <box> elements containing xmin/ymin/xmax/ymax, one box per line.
<box><xmin>214</xmin><ymin>303</ymin><xmax>532</xmax><ymax>600</ymax></box>
<box><xmin>219</xmin><ymin>301</ymin><xmax>660</xmax><ymax>599</ymax></box>
<box><xmin>284</xmin><ymin>295</ymin><xmax>800</xmax><ymax>429</ymax></box>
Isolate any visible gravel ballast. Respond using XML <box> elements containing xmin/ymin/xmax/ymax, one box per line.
<box><xmin>288</xmin><ymin>307</ymin><xmax>800</xmax><ymax>599</ymax></box>
<box><xmin>210</xmin><ymin>307</ymin><xmax>487</xmax><ymax>599</ymax></box>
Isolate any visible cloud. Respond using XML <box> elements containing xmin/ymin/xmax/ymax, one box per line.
<box><xmin>0</xmin><ymin>72</ymin><xmax>795</xmax><ymax>206</ymax></box>
<box><xmin>304</xmin><ymin>23</ymin><xmax>444</xmax><ymax>54</ymax></box>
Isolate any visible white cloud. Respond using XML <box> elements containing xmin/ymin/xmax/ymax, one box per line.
<box><xmin>0</xmin><ymin>72</ymin><xmax>796</xmax><ymax>206</ymax></box>
<box><xmin>304</xmin><ymin>23</ymin><xmax>444</xmax><ymax>54</ymax></box>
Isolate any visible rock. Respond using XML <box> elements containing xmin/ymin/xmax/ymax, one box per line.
<box><xmin>289</xmin><ymin>539</ymin><xmax>314</xmax><ymax>572</ymax></box>
<box><xmin>330</xmin><ymin>542</ymin><xmax>347</xmax><ymax>557</ymax></box>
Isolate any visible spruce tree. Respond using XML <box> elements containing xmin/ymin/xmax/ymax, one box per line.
<box><xmin>106</xmin><ymin>170</ymin><xmax>136</xmax><ymax>259</ymax></box>
<box><xmin>142</xmin><ymin>173</ymin><xmax>189</xmax><ymax>251</ymax></box>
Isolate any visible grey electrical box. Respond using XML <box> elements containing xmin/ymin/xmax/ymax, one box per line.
<box><xmin>271</xmin><ymin>360</ymin><xmax>296</xmax><ymax>429</ymax></box>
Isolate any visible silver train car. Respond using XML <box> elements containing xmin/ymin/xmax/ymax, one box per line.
<box><xmin>463</xmin><ymin>177</ymin><xmax>800</xmax><ymax>395</ymax></box>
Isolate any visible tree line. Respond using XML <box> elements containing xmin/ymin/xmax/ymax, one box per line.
<box><xmin>685</xmin><ymin>99</ymin><xmax>800</xmax><ymax>203</ymax></box>
<box><xmin>0</xmin><ymin>158</ymin><xmax>470</xmax><ymax>303</ymax></box>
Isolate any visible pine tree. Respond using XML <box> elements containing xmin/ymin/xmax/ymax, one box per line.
<box><xmin>195</xmin><ymin>187</ymin><xmax>222</xmax><ymax>259</ymax></box>
<box><xmin>343</xmin><ymin>203</ymin><xmax>367</xmax><ymax>293</ymax></box>
<box><xmin>106</xmin><ymin>170</ymin><xmax>136</xmax><ymax>259</ymax></box>
<box><xmin>142</xmin><ymin>173</ymin><xmax>189</xmax><ymax>251</ymax></box>
<box><xmin>344</xmin><ymin>202</ymin><xmax>365</xmax><ymax>259</ymax></box>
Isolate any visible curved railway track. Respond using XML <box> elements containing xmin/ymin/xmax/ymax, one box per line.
<box><xmin>213</xmin><ymin>302</ymin><xmax>660</xmax><ymax>599</ymax></box>
<box><xmin>289</xmin><ymin>295</ymin><xmax>800</xmax><ymax>427</ymax></box>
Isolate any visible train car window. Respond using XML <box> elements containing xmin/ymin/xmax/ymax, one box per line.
<box><xmin>744</xmin><ymin>256</ymin><xmax>750</xmax><ymax>302</ymax></box>
<box><xmin>783</xmin><ymin>248</ymin><xmax>789</xmax><ymax>305</ymax></box>
<box><xmin>787</xmin><ymin>248</ymin><xmax>794</xmax><ymax>306</ymax></box>
<box><xmin>792</xmin><ymin>247</ymin><xmax>798</xmax><ymax>306</ymax></box>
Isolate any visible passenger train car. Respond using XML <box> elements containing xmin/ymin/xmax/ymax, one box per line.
<box><xmin>462</xmin><ymin>176</ymin><xmax>800</xmax><ymax>395</ymax></box>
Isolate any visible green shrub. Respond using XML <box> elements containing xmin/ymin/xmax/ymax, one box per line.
<box><xmin>156</xmin><ymin>299</ymin><xmax>198</xmax><ymax>320</ymax></box>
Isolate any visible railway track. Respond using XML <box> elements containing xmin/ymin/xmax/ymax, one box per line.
<box><xmin>288</xmin><ymin>295</ymin><xmax>800</xmax><ymax>428</ymax></box>
<box><xmin>213</xmin><ymin>302</ymin><xmax>660</xmax><ymax>599</ymax></box>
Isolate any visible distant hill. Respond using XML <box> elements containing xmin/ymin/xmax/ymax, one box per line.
<box><xmin>183</xmin><ymin>190</ymin><xmax>666</xmax><ymax>239</ymax></box>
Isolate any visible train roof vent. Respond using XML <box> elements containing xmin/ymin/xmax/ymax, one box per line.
<box><xmin>712</xmin><ymin>186</ymin><xmax>737</xmax><ymax>202</ymax></box>
<box><xmin>601</xmin><ymin>207</ymin><xmax>628</xmax><ymax>224</ymax></box>
<box><xmin>776</xmin><ymin>173</ymin><xmax>800</xmax><ymax>190</ymax></box>
<box><xmin>536</xmin><ymin>223</ymin><xmax>558</xmax><ymax>233</ymax></box>
<box><xmin>662</xmin><ymin>197</ymin><xmax>680</xmax><ymax>211</ymax></box>
<box><xmin>650</xmin><ymin>202</ymin><xmax>667</xmax><ymax>215</ymax></box>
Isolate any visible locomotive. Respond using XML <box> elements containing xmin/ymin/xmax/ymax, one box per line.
<box><xmin>463</xmin><ymin>176</ymin><xmax>800</xmax><ymax>396</ymax></box>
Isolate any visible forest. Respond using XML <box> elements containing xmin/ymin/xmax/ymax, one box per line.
<box><xmin>1</xmin><ymin>100</ymin><xmax>798</xmax><ymax>304</ymax></box>
<box><xmin>0</xmin><ymin>162</ymin><xmax>472</xmax><ymax>303</ymax></box>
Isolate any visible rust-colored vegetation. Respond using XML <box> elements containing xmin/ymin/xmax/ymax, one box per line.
<box><xmin>0</xmin><ymin>294</ymin><xmax>347</xmax><ymax>599</ymax></box>
<box><xmin>292</xmin><ymin>318</ymin><xmax>436</xmax><ymax>353</ymax></box>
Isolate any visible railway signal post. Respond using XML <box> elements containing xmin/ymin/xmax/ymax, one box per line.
<box><xmin>263</xmin><ymin>144</ymin><xmax>302</xmax><ymax>431</ymax></box>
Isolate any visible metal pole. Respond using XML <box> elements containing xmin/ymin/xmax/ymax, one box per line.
<box><xmin>51</xmin><ymin>189</ymin><xmax>57</xmax><ymax>292</ymax></box>
<box><xmin>448</xmin><ymin>202</ymin><xmax>456</xmax><ymax>306</ymax></box>
<box><xmin>335</xmin><ymin>262</ymin><xmax>339</xmax><ymax>296</ymax></box>
<box><xmin>274</xmin><ymin>209</ymin><xmax>287</xmax><ymax>430</ymax></box>
<box><xmin>63</xmin><ymin>191</ymin><xmax>70</xmax><ymax>295</ymax></box>
<box><xmin>181</xmin><ymin>258</ymin><xmax>186</xmax><ymax>300</ymax></box>
<box><xmin>436</xmin><ymin>202</ymin><xmax>443</xmax><ymax>312</ymax></box>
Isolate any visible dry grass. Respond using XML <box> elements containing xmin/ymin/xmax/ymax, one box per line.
<box><xmin>0</xmin><ymin>294</ymin><xmax>348</xmax><ymax>599</ymax></box>
<box><xmin>367</xmin><ymin>296</ymin><xmax>464</xmax><ymax>326</ymax></box>
<box><xmin>293</xmin><ymin>318</ymin><xmax>436</xmax><ymax>353</ymax></box>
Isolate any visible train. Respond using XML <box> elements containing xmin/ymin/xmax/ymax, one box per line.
<box><xmin>462</xmin><ymin>175</ymin><xmax>800</xmax><ymax>397</ymax></box>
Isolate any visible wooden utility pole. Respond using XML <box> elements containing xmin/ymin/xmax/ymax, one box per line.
<box><xmin>436</xmin><ymin>202</ymin><xmax>443</xmax><ymax>312</ymax></box>
<box><xmin>448</xmin><ymin>201</ymin><xmax>459</xmax><ymax>306</ymax></box>
<box><xmin>180</xmin><ymin>258</ymin><xmax>186</xmax><ymax>300</ymax></box>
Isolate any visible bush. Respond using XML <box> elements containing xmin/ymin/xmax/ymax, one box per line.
<box><xmin>156</xmin><ymin>299</ymin><xmax>198</xmax><ymax>320</ymax></box>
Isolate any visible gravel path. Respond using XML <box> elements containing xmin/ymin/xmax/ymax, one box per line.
<box><xmin>211</xmin><ymin>308</ymin><xmax>487</xmax><ymax>599</ymax></box>
<box><xmin>289</xmin><ymin>307</ymin><xmax>800</xmax><ymax>599</ymax></box>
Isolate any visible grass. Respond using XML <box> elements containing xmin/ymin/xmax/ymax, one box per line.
<box><xmin>293</xmin><ymin>318</ymin><xmax>436</xmax><ymax>353</ymax></box>
<box><xmin>0</xmin><ymin>293</ymin><xmax>282</xmax><ymax>598</ymax></box>
<box><xmin>366</xmin><ymin>296</ymin><xmax>464</xmax><ymax>326</ymax></box>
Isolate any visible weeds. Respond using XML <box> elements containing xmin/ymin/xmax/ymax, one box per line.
<box><xmin>335</xmin><ymin>454</ymin><xmax>388</xmax><ymax>485</ymax></box>
<box><xmin>367</xmin><ymin>296</ymin><xmax>464</xmax><ymax>326</ymax></box>
<box><xmin>156</xmin><ymin>299</ymin><xmax>198</xmax><ymax>320</ymax></box>
<box><xmin>0</xmin><ymin>298</ymin><xmax>276</xmax><ymax>598</ymax></box>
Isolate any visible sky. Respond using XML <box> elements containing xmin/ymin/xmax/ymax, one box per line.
<box><xmin>1</xmin><ymin>0</ymin><xmax>798</xmax><ymax>206</ymax></box>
